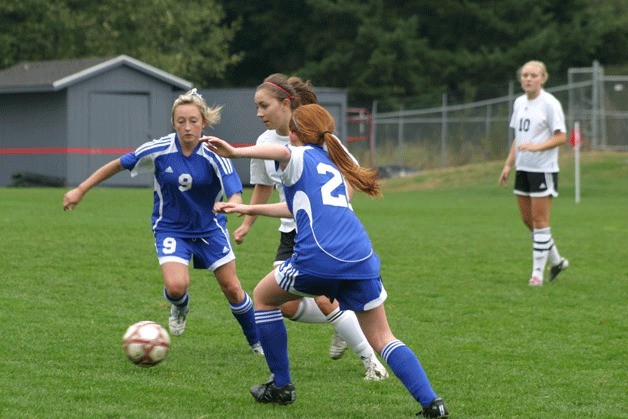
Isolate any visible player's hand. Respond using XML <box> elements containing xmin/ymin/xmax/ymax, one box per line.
<box><xmin>517</xmin><ymin>142</ymin><xmax>538</xmax><ymax>152</ymax></box>
<box><xmin>63</xmin><ymin>188</ymin><xmax>84</xmax><ymax>211</ymax></box>
<box><xmin>214</xmin><ymin>202</ymin><xmax>247</xmax><ymax>215</ymax></box>
<box><xmin>233</xmin><ymin>224</ymin><xmax>249</xmax><ymax>245</ymax></box>
<box><xmin>201</xmin><ymin>136</ymin><xmax>237</xmax><ymax>158</ymax></box>
<box><xmin>213</xmin><ymin>201</ymin><xmax>231</xmax><ymax>213</ymax></box>
<box><xmin>498</xmin><ymin>166</ymin><xmax>510</xmax><ymax>188</ymax></box>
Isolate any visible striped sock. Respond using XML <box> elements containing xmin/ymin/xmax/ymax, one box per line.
<box><xmin>164</xmin><ymin>289</ymin><xmax>188</xmax><ymax>307</ymax></box>
<box><xmin>381</xmin><ymin>339</ymin><xmax>437</xmax><ymax>407</ymax></box>
<box><xmin>255</xmin><ymin>309</ymin><xmax>291</xmax><ymax>387</ymax></box>
<box><xmin>532</xmin><ymin>228</ymin><xmax>552</xmax><ymax>280</ymax></box>
<box><xmin>230</xmin><ymin>292</ymin><xmax>259</xmax><ymax>346</ymax></box>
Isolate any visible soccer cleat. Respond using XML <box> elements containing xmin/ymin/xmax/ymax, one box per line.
<box><xmin>168</xmin><ymin>304</ymin><xmax>189</xmax><ymax>336</ymax></box>
<box><xmin>329</xmin><ymin>330</ymin><xmax>348</xmax><ymax>360</ymax></box>
<box><xmin>250</xmin><ymin>376</ymin><xmax>296</xmax><ymax>405</ymax></box>
<box><xmin>363</xmin><ymin>355</ymin><xmax>389</xmax><ymax>381</ymax></box>
<box><xmin>250</xmin><ymin>342</ymin><xmax>265</xmax><ymax>356</ymax></box>
<box><xmin>528</xmin><ymin>276</ymin><xmax>543</xmax><ymax>287</ymax></box>
<box><xmin>548</xmin><ymin>258</ymin><xmax>569</xmax><ymax>282</ymax></box>
<box><xmin>417</xmin><ymin>397</ymin><xmax>449</xmax><ymax>418</ymax></box>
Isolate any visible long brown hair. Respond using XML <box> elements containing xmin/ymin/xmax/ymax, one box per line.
<box><xmin>290</xmin><ymin>104</ymin><xmax>381</xmax><ymax>197</ymax></box>
<box><xmin>257</xmin><ymin>73</ymin><xmax>318</xmax><ymax>110</ymax></box>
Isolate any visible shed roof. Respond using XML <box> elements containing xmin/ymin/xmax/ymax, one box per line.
<box><xmin>0</xmin><ymin>55</ymin><xmax>193</xmax><ymax>93</ymax></box>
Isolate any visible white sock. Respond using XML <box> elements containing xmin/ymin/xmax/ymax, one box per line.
<box><xmin>289</xmin><ymin>298</ymin><xmax>327</xmax><ymax>323</ymax></box>
<box><xmin>548</xmin><ymin>241</ymin><xmax>562</xmax><ymax>266</ymax></box>
<box><xmin>532</xmin><ymin>228</ymin><xmax>552</xmax><ymax>280</ymax></box>
<box><xmin>327</xmin><ymin>309</ymin><xmax>372</xmax><ymax>360</ymax></box>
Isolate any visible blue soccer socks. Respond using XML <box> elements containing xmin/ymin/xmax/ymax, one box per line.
<box><xmin>230</xmin><ymin>292</ymin><xmax>259</xmax><ymax>346</ymax></box>
<box><xmin>255</xmin><ymin>309</ymin><xmax>292</xmax><ymax>387</ymax></box>
<box><xmin>381</xmin><ymin>339</ymin><xmax>438</xmax><ymax>407</ymax></box>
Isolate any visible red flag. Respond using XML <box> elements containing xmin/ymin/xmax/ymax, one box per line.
<box><xmin>569</xmin><ymin>122</ymin><xmax>582</xmax><ymax>147</ymax></box>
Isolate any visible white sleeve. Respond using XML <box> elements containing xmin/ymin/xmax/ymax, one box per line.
<box><xmin>280</xmin><ymin>146</ymin><xmax>305</xmax><ymax>187</ymax></box>
<box><xmin>510</xmin><ymin>96</ymin><xmax>523</xmax><ymax>130</ymax></box>
<box><xmin>548</xmin><ymin>97</ymin><xmax>566</xmax><ymax>133</ymax></box>
<box><xmin>249</xmin><ymin>157</ymin><xmax>274</xmax><ymax>185</ymax></box>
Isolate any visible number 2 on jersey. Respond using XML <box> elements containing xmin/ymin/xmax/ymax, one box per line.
<box><xmin>317</xmin><ymin>163</ymin><xmax>349</xmax><ymax>208</ymax></box>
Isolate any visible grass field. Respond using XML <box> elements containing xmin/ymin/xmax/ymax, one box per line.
<box><xmin>1</xmin><ymin>151</ymin><xmax>626</xmax><ymax>418</ymax></box>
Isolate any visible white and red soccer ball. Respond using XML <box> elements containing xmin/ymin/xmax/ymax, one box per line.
<box><xmin>122</xmin><ymin>321</ymin><xmax>170</xmax><ymax>367</ymax></box>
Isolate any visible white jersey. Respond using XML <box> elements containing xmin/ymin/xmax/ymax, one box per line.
<box><xmin>510</xmin><ymin>89</ymin><xmax>566</xmax><ymax>173</ymax></box>
<box><xmin>250</xmin><ymin>129</ymin><xmax>358</xmax><ymax>233</ymax></box>
<box><xmin>250</xmin><ymin>130</ymin><xmax>295</xmax><ymax>232</ymax></box>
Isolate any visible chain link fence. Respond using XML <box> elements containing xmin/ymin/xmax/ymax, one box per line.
<box><xmin>347</xmin><ymin>62</ymin><xmax>627</xmax><ymax>171</ymax></box>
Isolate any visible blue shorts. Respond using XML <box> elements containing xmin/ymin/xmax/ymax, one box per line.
<box><xmin>274</xmin><ymin>261</ymin><xmax>388</xmax><ymax>312</ymax></box>
<box><xmin>154</xmin><ymin>232</ymin><xmax>235</xmax><ymax>271</ymax></box>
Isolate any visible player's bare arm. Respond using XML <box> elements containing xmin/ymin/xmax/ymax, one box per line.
<box><xmin>63</xmin><ymin>159</ymin><xmax>124</xmax><ymax>210</ymax></box>
<box><xmin>216</xmin><ymin>202</ymin><xmax>291</xmax><ymax>219</ymax></box>
<box><xmin>517</xmin><ymin>130</ymin><xmax>567</xmax><ymax>152</ymax></box>
<box><xmin>234</xmin><ymin>184</ymin><xmax>274</xmax><ymax>244</ymax></box>
<box><xmin>498</xmin><ymin>140</ymin><xmax>516</xmax><ymax>187</ymax></box>
<box><xmin>203</xmin><ymin>137</ymin><xmax>291</xmax><ymax>163</ymax></box>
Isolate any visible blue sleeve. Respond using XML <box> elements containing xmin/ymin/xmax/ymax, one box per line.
<box><xmin>120</xmin><ymin>151</ymin><xmax>138</xmax><ymax>170</ymax></box>
<box><xmin>222</xmin><ymin>166</ymin><xmax>243</xmax><ymax>198</ymax></box>
<box><xmin>211</xmin><ymin>154</ymin><xmax>242</xmax><ymax>198</ymax></box>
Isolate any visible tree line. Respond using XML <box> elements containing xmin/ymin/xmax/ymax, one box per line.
<box><xmin>1</xmin><ymin>0</ymin><xmax>625</xmax><ymax>107</ymax></box>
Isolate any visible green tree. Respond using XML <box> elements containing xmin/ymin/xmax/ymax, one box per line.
<box><xmin>219</xmin><ymin>0</ymin><xmax>627</xmax><ymax>105</ymax></box>
<box><xmin>0</xmin><ymin>0</ymin><xmax>240</xmax><ymax>85</ymax></box>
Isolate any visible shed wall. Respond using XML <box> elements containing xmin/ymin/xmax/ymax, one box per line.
<box><xmin>66</xmin><ymin>66</ymin><xmax>183</xmax><ymax>187</ymax></box>
<box><xmin>0</xmin><ymin>92</ymin><xmax>67</xmax><ymax>186</ymax></box>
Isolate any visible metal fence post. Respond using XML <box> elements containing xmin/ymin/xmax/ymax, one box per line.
<box><xmin>597</xmin><ymin>61</ymin><xmax>608</xmax><ymax>148</ymax></box>
<box><xmin>508</xmin><ymin>81</ymin><xmax>514</xmax><ymax>149</ymax></box>
<box><xmin>592</xmin><ymin>60</ymin><xmax>599</xmax><ymax>149</ymax></box>
<box><xmin>441</xmin><ymin>92</ymin><xmax>447</xmax><ymax>167</ymax></box>
<box><xmin>397</xmin><ymin>105</ymin><xmax>404</xmax><ymax>167</ymax></box>
<box><xmin>370</xmin><ymin>100</ymin><xmax>378</xmax><ymax>168</ymax></box>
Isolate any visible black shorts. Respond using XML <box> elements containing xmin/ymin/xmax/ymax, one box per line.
<box><xmin>514</xmin><ymin>171</ymin><xmax>558</xmax><ymax>197</ymax></box>
<box><xmin>274</xmin><ymin>229</ymin><xmax>296</xmax><ymax>265</ymax></box>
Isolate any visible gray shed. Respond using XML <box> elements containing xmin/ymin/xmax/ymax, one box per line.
<box><xmin>0</xmin><ymin>55</ymin><xmax>193</xmax><ymax>187</ymax></box>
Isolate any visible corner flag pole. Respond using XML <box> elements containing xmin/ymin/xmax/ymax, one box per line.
<box><xmin>569</xmin><ymin>121</ymin><xmax>582</xmax><ymax>203</ymax></box>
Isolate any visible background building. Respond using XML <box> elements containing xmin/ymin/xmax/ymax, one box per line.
<box><xmin>0</xmin><ymin>55</ymin><xmax>193</xmax><ymax>187</ymax></box>
<box><xmin>0</xmin><ymin>56</ymin><xmax>348</xmax><ymax>187</ymax></box>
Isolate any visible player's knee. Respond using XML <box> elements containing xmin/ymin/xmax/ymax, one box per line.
<box><xmin>280</xmin><ymin>300</ymin><xmax>300</xmax><ymax>318</ymax></box>
<box><xmin>313</xmin><ymin>296</ymin><xmax>337</xmax><ymax>314</ymax></box>
<box><xmin>371</xmin><ymin>333</ymin><xmax>398</xmax><ymax>353</ymax></box>
<box><xmin>165</xmin><ymin>283</ymin><xmax>188</xmax><ymax>299</ymax></box>
<box><xmin>220</xmin><ymin>280</ymin><xmax>244</xmax><ymax>302</ymax></box>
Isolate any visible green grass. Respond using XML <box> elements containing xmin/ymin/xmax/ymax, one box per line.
<box><xmin>1</xmin><ymin>151</ymin><xmax>626</xmax><ymax>418</ymax></box>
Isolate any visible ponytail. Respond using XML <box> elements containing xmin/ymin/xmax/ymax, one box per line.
<box><xmin>324</xmin><ymin>133</ymin><xmax>381</xmax><ymax>197</ymax></box>
<box><xmin>291</xmin><ymin>104</ymin><xmax>382</xmax><ymax>197</ymax></box>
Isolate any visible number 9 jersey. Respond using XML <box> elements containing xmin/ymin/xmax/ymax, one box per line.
<box><xmin>120</xmin><ymin>133</ymin><xmax>243</xmax><ymax>237</ymax></box>
<box><xmin>280</xmin><ymin>144</ymin><xmax>380</xmax><ymax>280</ymax></box>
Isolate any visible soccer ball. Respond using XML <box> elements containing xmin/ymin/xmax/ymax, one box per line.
<box><xmin>122</xmin><ymin>321</ymin><xmax>170</xmax><ymax>367</ymax></box>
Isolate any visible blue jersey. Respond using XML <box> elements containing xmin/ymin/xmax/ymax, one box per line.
<box><xmin>120</xmin><ymin>133</ymin><xmax>242</xmax><ymax>237</ymax></box>
<box><xmin>280</xmin><ymin>144</ymin><xmax>380</xmax><ymax>280</ymax></box>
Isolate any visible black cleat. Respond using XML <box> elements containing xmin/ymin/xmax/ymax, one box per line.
<box><xmin>417</xmin><ymin>397</ymin><xmax>449</xmax><ymax>418</ymax></box>
<box><xmin>250</xmin><ymin>376</ymin><xmax>296</xmax><ymax>405</ymax></box>
<box><xmin>548</xmin><ymin>258</ymin><xmax>569</xmax><ymax>282</ymax></box>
